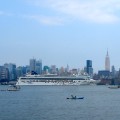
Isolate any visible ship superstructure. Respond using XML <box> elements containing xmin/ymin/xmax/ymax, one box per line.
<box><xmin>16</xmin><ymin>74</ymin><xmax>98</xmax><ymax>85</ymax></box>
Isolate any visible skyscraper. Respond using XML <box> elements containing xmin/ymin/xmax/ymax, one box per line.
<box><xmin>4</xmin><ymin>63</ymin><xmax>16</xmax><ymax>80</ymax></box>
<box><xmin>105</xmin><ymin>50</ymin><xmax>110</xmax><ymax>71</ymax></box>
<box><xmin>30</xmin><ymin>58</ymin><xmax>36</xmax><ymax>72</ymax></box>
<box><xmin>35</xmin><ymin>60</ymin><xmax>42</xmax><ymax>74</ymax></box>
<box><xmin>86</xmin><ymin>60</ymin><xmax>93</xmax><ymax>76</ymax></box>
<box><xmin>30</xmin><ymin>58</ymin><xmax>42</xmax><ymax>74</ymax></box>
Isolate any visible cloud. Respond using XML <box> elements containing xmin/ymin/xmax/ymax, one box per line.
<box><xmin>27</xmin><ymin>15</ymin><xmax>64</xmax><ymax>25</ymax></box>
<box><xmin>27</xmin><ymin>0</ymin><xmax>120</xmax><ymax>24</ymax></box>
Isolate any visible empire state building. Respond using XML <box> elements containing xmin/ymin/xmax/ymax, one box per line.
<box><xmin>105</xmin><ymin>50</ymin><xmax>110</xmax><ymax>71</ymax></box>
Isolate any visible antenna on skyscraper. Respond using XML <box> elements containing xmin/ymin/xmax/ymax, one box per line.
<box><xmin>107</xmin><ymin>48</ymin><xmax>109</xmax><ymax>56</ymax></box>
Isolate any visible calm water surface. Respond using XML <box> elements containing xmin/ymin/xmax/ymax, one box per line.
<box><xmin>0</xmin><ymin>85</ymin><xmax>120</xmax><ymax>120</ymax></box>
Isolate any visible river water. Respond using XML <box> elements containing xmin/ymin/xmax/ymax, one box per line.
<box><xmin>0</xmin><ymin>85</ymin><xmax>120</xmax><ymax>120</ymax></box>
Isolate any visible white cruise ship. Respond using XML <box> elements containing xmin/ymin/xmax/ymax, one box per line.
<box><xmin>16</xmin><ymin>74</ymin><xmax>99</xmax><ymax>86</ymax></box>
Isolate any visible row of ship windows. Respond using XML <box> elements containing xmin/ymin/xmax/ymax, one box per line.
<box><xmin>21</xmin><ymin>80</ymin><xmax>84</xmax><ymax>83</ymax></box>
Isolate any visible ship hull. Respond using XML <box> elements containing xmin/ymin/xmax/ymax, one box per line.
<box><xmin>16</xmin><ymin>80</ymin><xmax>97</xmax><ymax>86</ymax></box>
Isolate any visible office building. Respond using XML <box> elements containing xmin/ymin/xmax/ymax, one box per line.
<box><xmin>43</xmin><ymin>66</ymin><xmax>49</xmax><ymax>74</ymax></box>
<box><xmin>0</xmin><ymin>66</ymin><xmax>9</xmax><ymax>82</ymax></box>
<box><xmin>4</xmin><ymin>63</ymin><xmax>17</xmax><ymax>81</ymax></box>
<box><xmin>30</xmin><ymin>58</ymin><xmax>36</xmax><ymax>72</ymax></box>
<box><xmin>35</xmin><ymin>60</ymin><xmax>42</xmax><ymax>74</ymax></box>
<box><xmin>86</xmin><ymin>60</ymin><xmax>93</xmax><ymax>76</ymax></box>
<box><xmin>98</xmin><ymin>70</ymin><xmax>110</xmax><ymax>78</ymax></box>
<box><xmin>50</xmin><ymin>65</ymin><xmax>57</xmax><ymax>74</ymax></box>
<box><xmin>105</xmin><ymin>50</ymin><xmax>110</xmax><ymax>71</ymax></box>
<box><xmin>30</xmin><ymin>58</ymin><xmax>42</xmax><ymax>74</ymax></box>
<box><xmin>111</xmin><ymin>65</ymin><xmax>116</xmax><ymax>78</ymax></box>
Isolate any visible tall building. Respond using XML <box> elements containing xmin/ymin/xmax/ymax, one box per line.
<box><xmin>4</xmin><ymin>63</ymin><xmax>16</xmax><ymax>81</ymax></box>
<box><xmin>43</xmin><ymin>66</ymin><xmax>49</xmax><ymax>74</ymax></box>
<box><xmin>50</xmin><ymin>65</ymin><xmax>57</xmax><ymax>74</ymax></box>
<box><xmin>65</xmin><ymin>64</ymin><xmax>69</xmax><ymax>73</ymax></box>
<box><xmin>111</xmin><ymin>65</ymin><xmax>116</xmax><ymax>78</ymax></box>
<box><xmin>30</xmin><ymin>58</ymin><xmax>42</xmax><ymax>74</ymax></box>
<box><xmin>0</xmin><ymin>66</ymin><xmax>9</xmax><ymax>82</ymax></box>
<box><xmin>16</xmin><ymin>67</ymin><xmax>23</xmax><ymax>78</ymax></box>
<box><xmin>30</xmin><ymin>58</ymin><xmax>36</xmax><ymax>72</ymax></box>
<box><xmin>35</xmin><ymin>60</ymin><xmax>42</xmax><ymax>74</ymax></box>
<box><xmin>86</xmin><ymin>60</ymin><xmax>93</xmax><ymax>76</ymax></box>
<box><xmin>105</xmin><ymin>50</ymin><xmax>110</xmax><ymax>71</ymax></box>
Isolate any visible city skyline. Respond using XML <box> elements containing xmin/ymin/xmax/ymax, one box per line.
<box><xmin>0</xmin><ymin>54</ymin><xmax>114</xmax><ymax>74</ymax></box>
<box><xmin>1</xmin><ymin>0</ymin><xmax>120</xmax><ymax>72</ymax></box>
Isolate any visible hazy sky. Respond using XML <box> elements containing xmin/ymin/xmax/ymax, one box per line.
<box><xmin>1</xmin><ymin>0</ymin><xmax>120</xmax><ymax>72</ymax></box>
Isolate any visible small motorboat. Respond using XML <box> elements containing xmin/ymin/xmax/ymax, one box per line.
<box><xmin>67</xmin><ymin>97</ymin><xmax>84</xmax><ymax>99</ymax></box>
<box><xmin>67</xmin><ymin>95</ymin><xmax>84</xmax><ymax>99</ymax></box>
<box><xmin>108</xmin><ymin>85</ymin><xmax>120</xmax><ymax>89</ymax></box>
<box><xmin>7</xmin><ymin>85</ymin><xmax>21</xmax><ymax>91</ymax></box>
<box><xmin>0</xmin><ymin>85</ymin><xmax>21</xmax><ymax>91</ymax></box>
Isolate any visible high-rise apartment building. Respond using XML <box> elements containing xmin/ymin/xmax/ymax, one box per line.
<box><xmin>105</xmin><ymin>50</ymin><xmax>110</xmax><ymax>71</ymax></box>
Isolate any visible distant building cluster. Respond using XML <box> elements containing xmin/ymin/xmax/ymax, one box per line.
<box><xmin>97</xmin><ymin>51</ymin><xmax>120</xmax><ymax>85</ymax></box>
<box><xmin>0</xmin><ymin>58</ymin><xmax>93</xmax><ymax>83</ymax></box>
<box><xmin>1</xmin><ymin>51</ymin><xmax>120</xmax><ymax>85</ymax></box>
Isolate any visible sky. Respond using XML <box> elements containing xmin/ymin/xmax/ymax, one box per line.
<box><xmin>1</xmin><ymin>0</ymin><xmax>120</xmax><ymax>72</ymax></box>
